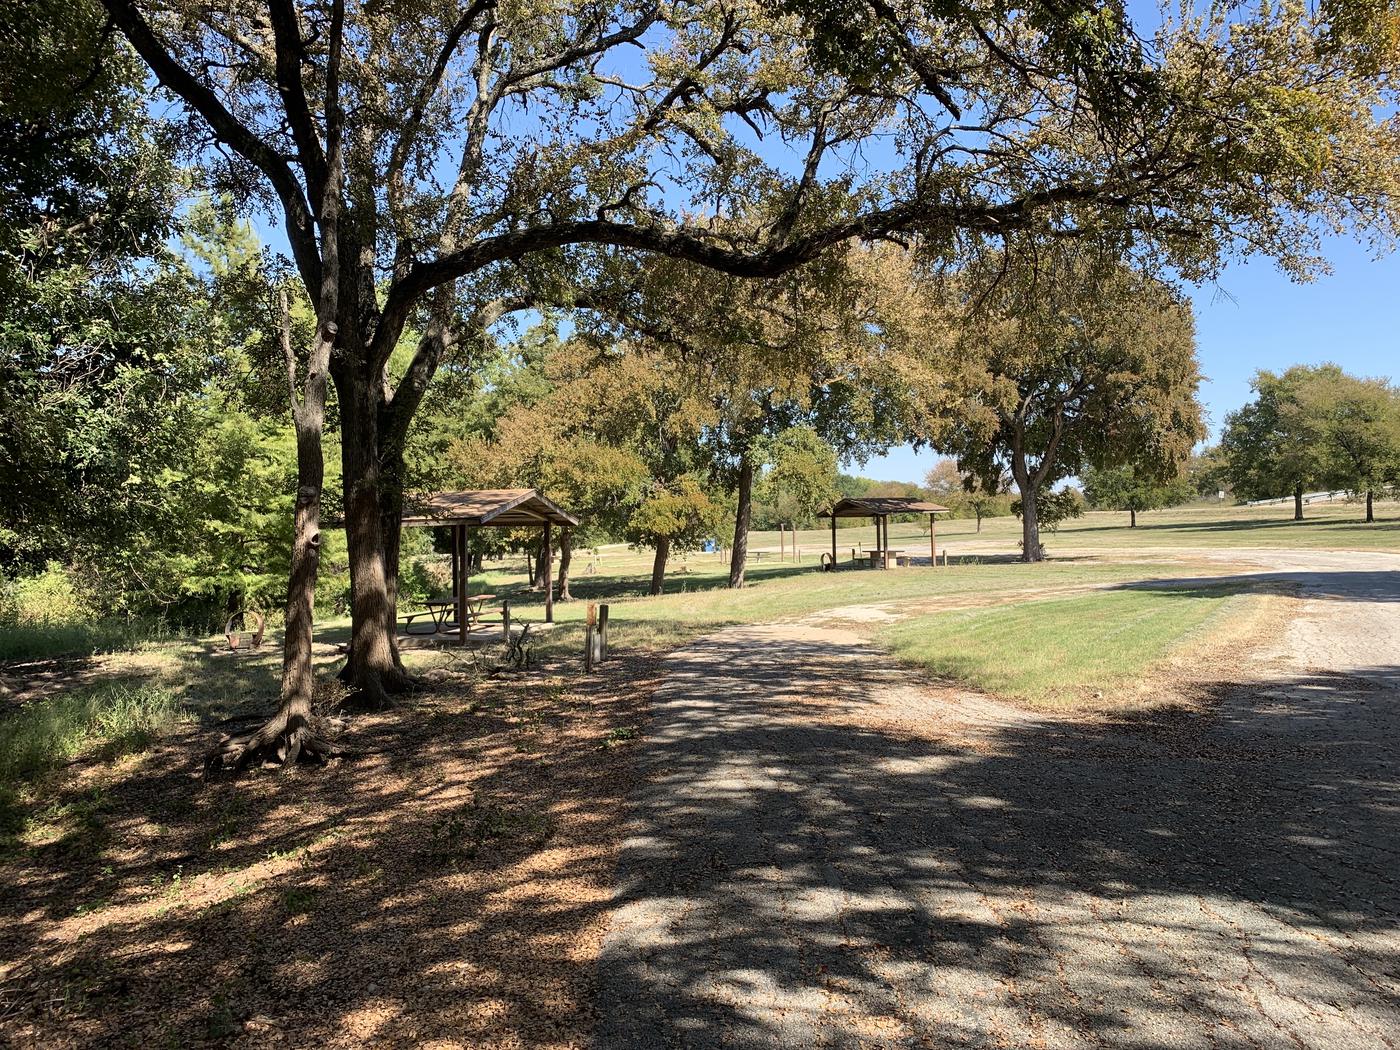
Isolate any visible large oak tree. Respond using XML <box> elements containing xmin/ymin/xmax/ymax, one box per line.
<box><xmin>96</xmin><ymin>0</ymin><xmax>1399</xmax><ymax>756</ymax></box>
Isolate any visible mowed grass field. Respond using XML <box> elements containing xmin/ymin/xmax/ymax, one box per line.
<box><xmin>880</xmin><ymin>584</ymin><xmax>1263</xmax><ymax>707</ymax></box>
<box><xmin>752</xmin><ymin>495</ymin><xmax>1400</xmax><ymax>558</ymax></box>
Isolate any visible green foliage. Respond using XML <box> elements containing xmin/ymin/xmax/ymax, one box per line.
<box><xmin>1220</xmin><ymin>365</ymin><xmax>1340</xmax><ymax>501</ymax></box>
<box><xmin>1298</xmin><ymin>367</ymin><xmax>1400</xmax><ymax>498</ymax></box>
<box><xmin>755</xmin><ymin>427</ymin><xmax>840</xmax><ymax>528</ymax></box>
<box><xmin>1012</xmin><ymin>488</ymin><xmax>1085</xmax><ymax>534</ymax></box>
<box><xmin>0</xmin><ymin>562</ymin><xmax>88</xmax><ymax>626</ymax></box>
<box><xmin>624</xmin><ymin>477</ymin><xmax>729</xmax><ymax>555</ymax></box>
<box><xmin>1083</xmin><ymin>464</ymin><xmax>1196</xmax><ymax>521</ymax></box>
<box><xmin>0</xmin><ymin>683</ymin><xmax>184</xmax><ymax>783</ymax></box>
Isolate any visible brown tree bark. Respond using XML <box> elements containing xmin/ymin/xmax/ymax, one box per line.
<box><xmin>208</xmin><ymin>301</ymin><xmax>340</xmax><ymax>773</ymax></box>
<box><xmin>335</xmin><ymin>382</ymin><xmax>413</xmax><ymax>706</ymax></box>
<box><xmin>1130</xmin><ymin>507</ymin><xmax>1137</xmax><ymax>527</ymax></box>
<box><xmin>1019</xmin><ymin>492</ymin><xmax>1042</xmax><ymax>562</ymax></box>
<box><xmin>1294</xmin><ymin>483</ymin><xmax>1305</xmax><ymax>521</ymax></box>
<box><xmin>728</xmin><ymin>452</ymin><xmax>753</xmax><ymax>588</ymax></box>
<box><xmin>1366</xmin><ymin>489</ymin><xmax>1374</xmax><ymax>523</ymax></box>
<box><xmin>1011</xmin><ymin>449</ymin><xmax>1043</xmax><ymax>563</ymax></box>
<box><xmin>531</xmin><ymin>536</ymin><xmax>549</xmax><ymax>591</ymax></box>
<box><xmin>557</xmin><ymin>529</ymin><xmax>573</xmax><ymax>599</ymax></box>
<box><xmin>649</xmin><ymin>537</ymin><xmax>670</xmax><ymax>595</ymax></box>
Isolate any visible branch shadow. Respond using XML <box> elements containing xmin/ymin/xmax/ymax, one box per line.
<box><xmin>597</xmin><ymin>633</ymin><xmax>1400</xmax><ymax>1048</ymax></box>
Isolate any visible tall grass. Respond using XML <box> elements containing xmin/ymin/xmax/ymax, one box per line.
<box><xmin>0</xmin><ymin>683</ymin><xmax>186</xmax><ymax>783</ymax></box>
<box><xmin>0</xmin><ymin>620</ymin><xmax>176</xmax><ymax>663</ymax></box>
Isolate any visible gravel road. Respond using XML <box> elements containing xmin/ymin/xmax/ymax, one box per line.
<box><xmin>596</xmin><ymin>549</ymin><xmax>1400</xmax><ymax>1049</ymax></box>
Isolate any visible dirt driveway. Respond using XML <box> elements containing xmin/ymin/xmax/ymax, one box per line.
<box><xmin>596</xmin><ymin>550</ymin><xmax>1400</xmax><ymax>1048</ymax></box>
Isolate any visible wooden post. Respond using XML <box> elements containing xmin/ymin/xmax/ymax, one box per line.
<box><xmin>830</xmin><ymin>513</ymin><xmax>837</xmax><ymax>569</ymax></box>
<box><xmin>929</xmin><ymin>513</ymin><xmax>937</xmax><ymax>567</ymax></box>
<box><xmin>543</xmin><ymin>521</ymin><xmax>554</xmax><ymax>624</ymax></box>
<box><xmin>598</xmin><ymin>604</ymin><xmax>609</xmax><ymax>661</ymax></box>
<box><xmin>450</xmin><ymin>523</ymin><xmax>460</xmax><ymax>601</ymax></box>
<box><xmin>502</xmin><ymin>599</ymin><xmax>511</xmax><ymax>640</ymax></box>
<box><xmin>779</xmin><ymin>526</ymin><xmax>785</xmax><ymax>562</ymax></box>
<box><xmin>585</xmin><ymin>602</ymin><xmax>597</xmax><ymax>672</ymax></box>
<box><xmin>456</xmin><ymin>523</ymin><xmax>468</xmax><ymax>645</ymax></box>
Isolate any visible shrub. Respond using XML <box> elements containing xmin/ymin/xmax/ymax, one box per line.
<box><xmin>0</xmin><ymin>563</ymin><xmax>91</xmax><ymax>627</ymax></box>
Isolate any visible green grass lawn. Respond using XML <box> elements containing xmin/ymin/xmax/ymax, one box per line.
<box><xmin>486</xmin><ymin>556</ymin><xmax>1208</xmax><ymax>659</ymax></box>
<box><xmin>879</xmin><ymin>583</ymin><xmax>1255</xmax><ymax>707</ymax></box>
<box><xmin>757</xmin><ymin>496</ymin><xmax>1400</xmax><ymax>558</ymax></box>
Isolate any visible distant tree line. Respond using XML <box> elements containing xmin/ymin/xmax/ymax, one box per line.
<box><xmin>1205</xmin><ymin>366</ymin><xmax>1400</xmax><ymax>522</ymax></box>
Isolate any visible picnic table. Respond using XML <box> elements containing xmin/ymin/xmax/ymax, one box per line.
<box><xmin>867</xmin><ymin>548</ymin><xmax>904</xmax><ymax>569</ymax></box>
<box><xmin>403</xmin><ymin>594</ymin><xmax>497</xmax><ymax>635</ymax></box>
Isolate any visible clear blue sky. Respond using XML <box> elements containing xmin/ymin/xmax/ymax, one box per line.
<box><xmin>850</xmin><ymin>236</ymin><xmax>1400</xmax><ymax>484</ymax></box>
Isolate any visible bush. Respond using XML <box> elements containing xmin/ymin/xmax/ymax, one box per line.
<box><xmin>0</xmin><ymin>683</ymin><xmax>185</xmax><ymax>783</ymax></box>
<box><xmin>0</xmin><ymin>563</ymin><xmax>91</xmax><ymax>627</ymax></box>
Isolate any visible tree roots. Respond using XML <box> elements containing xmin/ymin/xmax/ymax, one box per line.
<box><xmin>204</xmin><ymin>712</ymin><xmax>341</xmax><ymax>779</ymax></box>
<box><xmin>336</xmin><ymin>665</ymin><xmax>421</xmax><ymax>713</ymax></box>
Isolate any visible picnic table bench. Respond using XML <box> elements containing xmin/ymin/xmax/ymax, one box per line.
<box><xmin>402</xmin><ymin>594</ymin><xmax>498</xmax><ymax>635</ymax></box>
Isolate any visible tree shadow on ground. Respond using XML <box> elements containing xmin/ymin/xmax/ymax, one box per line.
<box><xmin>0</xmin><ymin>651</ymin><xmax>655</xmax><ymax>1048</ymax></box>
<box><xmin>597</xmin><ymin>632</ymin><xmax>1400</xmax><ymax>1049</ymax></box>
<box><xmin>1117</xmin><ymin>567</ymin><xmax>1400</xmax><ymax>604</ymax></box>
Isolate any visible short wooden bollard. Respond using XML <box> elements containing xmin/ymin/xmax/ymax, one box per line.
<box><xmin>585</xmin><ymin>603</ymin><xmax>597</xmax><ymax>671</ymax></box>
<box><xmin>598</xmin><ymin>604</ymin><xmax>609</xmax><ymax>661</ymax></box>
<box><xmin>501</xmin><ymin>599</ymin><xmax>511</xmax><ymax>640</ymax></box>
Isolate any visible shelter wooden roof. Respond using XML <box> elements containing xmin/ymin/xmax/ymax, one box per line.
<box><xmin>401</xmin><ymin>489</ymin><xmax>580</xmax><ymax>528</ymax></box>
<box><xmin>818</xmin><ymin>496</ymin><xmax>950</xmax><ymax>519</ymax></box>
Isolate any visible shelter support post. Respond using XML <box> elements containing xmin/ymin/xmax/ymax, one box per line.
<box><xmin>456</xmin><ymin>522</ymin><xmax>468</xmax><ymax>645</ymax></box>
<box><xmin>830</xmin><ymin>513</ymin><xmax>837</xmax><ymax>569</ymax></box>
<box><xmin>930</xmin><ymin>513</ymin><xmax>936</xmax><ymax>567</ymax></box>
<box><xmin>451</xmin><ymin>525</ymin><xmax>460</xmax><ymax>599</ymax></box>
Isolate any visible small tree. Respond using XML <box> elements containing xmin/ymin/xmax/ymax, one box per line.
<box><xmin>759</xmin><ymin>427</ymin><xmax>840</xmax><ymax>529</ymax></box>
<box><xmin>1299</xmin><ymin>368</ymin><xmax>1400</xmax><ymax>523</ymax></box>
<box><xmin>1220</xmin><ymin>366</ymin><xmax>1337</xmax><ymax>520</ymax></box>
<box><xmin>625</xmin><ymin>478</ymin><xmax>728</xmax><ymax>596</ymax></box>
<box><xmin>1083</xmin><ymin>464</ymin><xmax>1195</xmax><ymax>527</ymax></box>
<box><xmin>925</xmin><ymin>460</ymin><xmax>1012</xmax><ymax>531</ymax></box>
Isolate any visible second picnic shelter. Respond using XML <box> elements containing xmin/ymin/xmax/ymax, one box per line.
<box><xmin>818</xmin><ymin>496</ymin><xmax>950</xmax><ymax>569</ymax></box>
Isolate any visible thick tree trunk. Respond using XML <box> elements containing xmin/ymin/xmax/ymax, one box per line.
<box><xmin>1130</xmin><ymin>508</ymin><xmax>1137</xmax><ymax>528</ymax></box>
<box><xmin>531</xmin><ymin>536</ymin><xmax>548</xmax><ymax>591</ymax></box>
<box><xmin>557</xmin><ymin>529</ymin><xmax>573</xmax><ymax>599</ymax></box>
<box><xmin>728</xmin><ymin>452</ymin><xmax>753</xmax><ymax>589</ymax></box>
<box><xmin>336</xmin><ymin>372</ymin><xmax>412</xmax><ymax>705</ymax></box>
<box><xmin>209</xmin><ymin>312</ymin><xmax>339</xmax><ymax>774</ymax></box>
<box><xmin>649</xmin><ymin>537</ymin><xmax>670</xmax><ymax>596</ymax></box>
<box><xmin>1366</xmin><ymin>489</ymin><xmax>1374</xmax><ymax>523</ymax></box>
<box><xmin>1020</xmin><ymin>493</ymin><xmax>1042</xmax><ymax>562</ymax></box>
<box><xmin>976</xmin><ymin>510</ymin><xmax>982</xmax><ymax>532</ymax></box>
<box><xmin>1294</xmin><ymin>483</ymin><xmax>1304</xmax><ymax>521</ymax></box>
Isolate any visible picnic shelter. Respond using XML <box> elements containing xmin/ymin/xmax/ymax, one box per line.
<box><xmin>817</xmin><ymin>496</ymin><xmax>950</xmax><ymax>569</ymax></box>
<box><xmin>400</xmin><ymin>488</ymin><xmax>580</xmax><ymax>641</ymax></box>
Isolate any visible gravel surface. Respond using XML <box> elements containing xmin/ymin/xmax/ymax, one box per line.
<box><xmin>596</xmin><ymin>550</ymin><xmax>1400</xmax><ymax>1049</ymax></box>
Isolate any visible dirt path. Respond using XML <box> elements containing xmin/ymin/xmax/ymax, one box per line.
<box><xmin>596</xmin><ymin>550</ymin><xmax>1400</xmax><ymax>1048</ymax></box>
